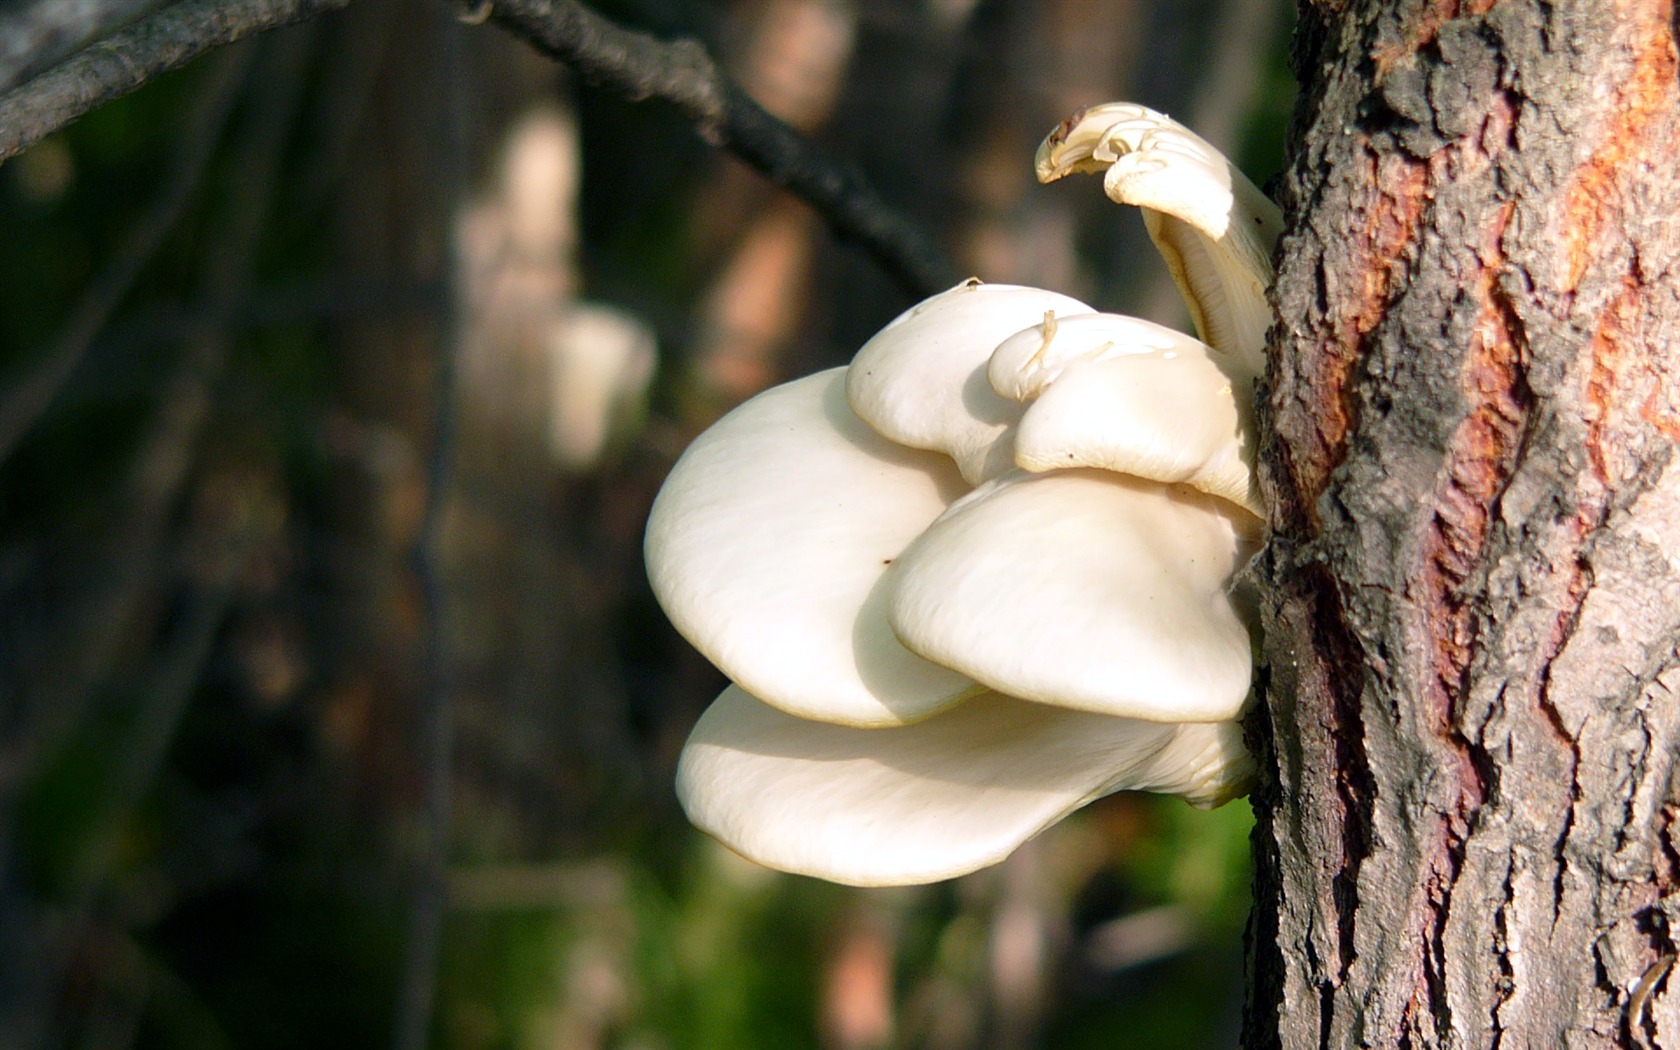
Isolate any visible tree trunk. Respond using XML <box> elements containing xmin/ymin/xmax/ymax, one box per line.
<box><xmin>1248</xmin><ymin>1</ymin><xmax>1680</xmax><ymax>1047</ymax></box>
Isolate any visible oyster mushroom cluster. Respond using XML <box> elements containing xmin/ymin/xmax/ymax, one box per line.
<box><xmin>645</xmin><ymin>103</ymin><xmax>1283</xmax><ymax>886</ymax></box>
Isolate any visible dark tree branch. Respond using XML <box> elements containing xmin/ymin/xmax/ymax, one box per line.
<box><xmin>483</xmin><ymin>0</ymin><xmax>962</xmax><ymax>300</ymax></box>
<box><xmin>0</xmin><ymin>0</ymin><xmax>173</xmax><ymax>94</ymax></box>
<box><xmin>0</xmin><ymin>0</ymin><xmax>955</xmax><ymax>300</ymax></box>
<box><xmin>0</xmin><ymin>0</ymin><xmax>350</xmax><ymax>164</ymax></box>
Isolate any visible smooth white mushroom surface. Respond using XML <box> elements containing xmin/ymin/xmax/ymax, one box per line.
<box><xmin>1011</xmin><ymin>349</ymin><xmax>1260</xmax><ymax>514</ymax></box>
<box><xmin>646</xmin><ymin>102</ymin><xmax>1279</xmax><ymax>886</ymax></box>
<box><xmin>846</xmin><ymin>281</ymin><xmax>1094</xmax><ymax>484</ymax></box>
<box><xmin>645</xmin><ymin>369</ymin><xmax>978</xmax><ymax>727</ymax></box>
<box><xmin>677</xmin><ymin>686</ymin><xmax>1252</xmax><ymax>887</ymax></box>
<box><xmin>886</xmin><ymin>468</ymin><xmax>1258</xmax><ymax>724</ymax></box>
<box><xmin>984</xmin><ymin>311</ymin><xmax>1260</xmax><ymax>513</ymax></box>
<box><xmin>985</xmin><ymin>311</ymin><xmax>1195</xmax><ymax>401</ymax></box>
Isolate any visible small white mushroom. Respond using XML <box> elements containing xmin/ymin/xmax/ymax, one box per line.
<box><xmin>985</xmin><ymin>313</ymin><xmax>1260</xmax><ymax>515</ymax></box>
<box><xmin>645</xmin><ymin>369</ymin><xmax>979</xmax><ymax>727</ymax></box>
<box><xmin>845</xmin><ymin>280</ymin><xmax>1094</xmax><ymax>484</ymax></box>
<box><xmin>886</xmin><ymin>468</ymin><xmax>1257</xmax><ymax>724</ymax></box>
<box><xmin>1036</xmin><ymin>103</ymin><xmax>1281</xmax><ymax>377</ymax></box>
<box><xmin>676</xmin><ymin>685</ymin><xmax>1253</xmax><ymax>887</ymax></box>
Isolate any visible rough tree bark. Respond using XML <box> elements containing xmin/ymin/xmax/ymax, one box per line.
<box><xmin>1249</xmin><ymin>1</ymin><xmax>1680</xmax><ymax>1047</ymax></box>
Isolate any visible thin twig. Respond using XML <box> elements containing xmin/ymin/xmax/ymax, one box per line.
<box><xmin>484</xmin><ymin>0</ymin><xmax>961</xmax><ymax>299</ymax></box>
<box><xmin>0</xmin><ymin>0</ymin><xmax>350</xmax><ymax>164</ymax></box>
<box><xmin>392</xmin><ymin>10</ymin><xmax>467</xmax><ymax>1050</ymax></box>
<box><xmin>0</xmin><ymin>0</ymin><xmax>174</xmax><ymax>94</ymax></box>
<box><xmin>0</xmin><ymin>43</ymin><xmax>250</xmax><ymax>469</ymax></box>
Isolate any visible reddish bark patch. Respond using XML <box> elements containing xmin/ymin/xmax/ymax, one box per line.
<box><xmin>1658</xmin><ymin>801</ymin><xmax>1680</xmax><ymax>891</ymax></box>
<box><xmin>1404</xmin><ymin>205</ymin><xmax>1527</xmax><ymax>1038</ymax></box>
<box><xmin>1588</xmin><ymin>267</ymin><xmax>1680</xmax><ymax>484</ymax></box>
<box><xmin>1294</xmin><ymin>151</ymin><xmax>1428</xmax><ymax>520</ymax></box>
<box><xmin>1421</xmin><ymin>202</ymin><xmax>1526</xmax><ymax>732</ymax></box>
<box><xmin>1586</xmin><ymin>275</ymin><xmax>1644</xmax><ymax>484</ymax></box>
<box><xmin>1408</xmin><ymin>192</ymin><xmax>1530</xmax><ymax>1009</ymax></box>
<box><xmin>1557</xmin><ymin>12</ymin><xmax>1677</xmax><ymax>295</ymax></box>
<box><xmin>1639</xmin><ymin>373</ymin><xmax>1680</xmax><ymax>443</ymax></box>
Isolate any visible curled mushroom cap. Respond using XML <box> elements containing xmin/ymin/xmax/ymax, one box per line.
<box><xmin>886</xmin><ymin>468</ymin><xmax>1258</xmax><ymax>724</ymax></box>
<box><xmin>1036</xmin><ymin>102</ymin><xmax>1281</xmax><ymax>376</ymax></box>
<box><xmin>846</xmin><ymin>280</ymin><xmax>1094</xmax><ymax>484</ymax></box>
<box><xmin>677</xmin><ymin>685</ymin><xmax>1253</xmax><ymax>886</ymax></box>
<box><xmin>1037</xmin><ymin>102</ymin><xmax>1243</xmax><ymax>239</ymax></box>
<box><xmin>645</xmin><ymin>369</ymin><xmax>979</xmax><ymax>727</ymax></box>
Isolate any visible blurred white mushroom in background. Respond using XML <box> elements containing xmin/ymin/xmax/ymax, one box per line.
<box><xmin>646</xmin><ymin>103</ymin><xmax>1283</xmax><ymax>886</ymax></box>
<box><xmin>441</xmin><ymin>93</ymin><xmax>658</xmax><ymax>829</ymax></box>
<box><xmin>545</xmin><ymin>303</ymin><xmax>655</xmax><ymax>471</ymax></box>
<box><xmin>458</xmin><ymin>102</ymin><xmax>657</xmax><ymax>474</ymax></box>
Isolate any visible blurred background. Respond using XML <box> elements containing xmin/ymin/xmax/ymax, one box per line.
<box><xmin>0</xmin><ymin>0</ymin><xmax>1294</xmax><ymax>1047</ymax></box>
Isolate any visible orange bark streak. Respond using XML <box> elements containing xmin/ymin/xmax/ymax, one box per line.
<box><xmin>1298</xmin><ymin>152</ymin><xmax>1427</xmax><ymax>518</ymax></box>
<box><xmin>1557</xmin><ymin>10</ymin><xmax>1677</xmax><ymax>293</ymax></box>
<box><xmin>1424</xmin><ymin>199</ymin><xmax>1524</xmax><ymax>726</ymax></box>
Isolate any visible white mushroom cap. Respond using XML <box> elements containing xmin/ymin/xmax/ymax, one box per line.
<box><xmin>984</xmin><ymin>314</ymin><xmax>1260</xmax><ymax>515</ymax></box>
<box><xmin>1014</xmin><ymin>353</ymin><xmax>1259</xmax><ymax>515</ymax></box>
<box><xmin>1036</xmin><ymin>103</ymin><xmax>1281</xmax><ymax>378</ymax></box>
<box><xmin>985</xmin><ymin>311</ymin><xmax>1194</xmax><ymax>401</ymax></box>
<box><xmin>846</xmin><ymin>280</ymin><xmax>1094</xmax><ymax>484</ymax></box>
<box><xmin>887</xmin><ymin>469</ymin><xmax>1257</xmax><ymax>723</ymax></box>
<box><xmin>677</xmin><ymin>685</ymin><xmax>1253</xmax><ymax>886</ymax></box>
<box><xmin>645</xmin><ymin>368</ymin><xmax>979</xmax><ymax>727</ymax></box>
